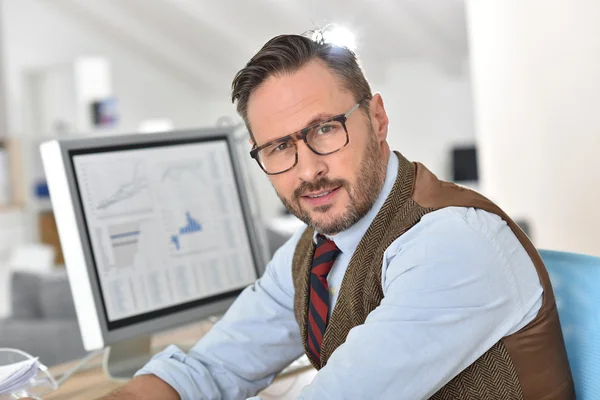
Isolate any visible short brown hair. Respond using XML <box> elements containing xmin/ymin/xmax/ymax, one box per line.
<box><xmin>231</xmin><ymin>32</ymin><xmax>373</xmax><ymax>141</ymax></box>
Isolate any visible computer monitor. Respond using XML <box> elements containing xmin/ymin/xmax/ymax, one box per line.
<box><xmin>40</xmin><ymin>128</ymin><xmax>267</xmax><ymax>379</ymax></box>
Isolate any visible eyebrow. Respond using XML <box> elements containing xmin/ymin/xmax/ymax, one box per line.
<box><xmin>302</xmin><ymin>112</ymin><xmax>337</xmax><ymax>129</ymax></box>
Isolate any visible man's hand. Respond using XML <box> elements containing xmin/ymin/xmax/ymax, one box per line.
<box><xmin>17</xmin><ymin>373</ymin><xmax>178</xmax><ymax>399</ymax></box>
<box><xmin>98</xmin><ymin>374</ymin><xmax>180</xmax><ymax>400</ymax></box>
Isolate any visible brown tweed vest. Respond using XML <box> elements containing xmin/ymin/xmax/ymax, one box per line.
<box><xmin>292</xmin><ymin>152</ymin><xmax>574</xmax><ymax>399</ymax></box>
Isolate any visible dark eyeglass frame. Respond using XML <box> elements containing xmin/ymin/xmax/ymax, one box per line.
<box><xmin>249</xmin><ymin>102</ymin><xmax>362</xmax><ymax>175</ymax></box>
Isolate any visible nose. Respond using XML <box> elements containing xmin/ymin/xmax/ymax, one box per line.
<box><xmin>295</xmin><ymin>140</ymin><xmax>328</xmax><ymax>182</ymax></box>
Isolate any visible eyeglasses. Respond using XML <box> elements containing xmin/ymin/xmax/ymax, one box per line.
<box><xmin>250</xmin><ymin>102</ymin><xmax>362</xmax><ymax>175</ymax></box>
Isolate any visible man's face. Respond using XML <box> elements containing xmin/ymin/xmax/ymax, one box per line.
<box><xmin>247</xmin><ymin>60</ymin><xmax>390</xmax><ymax>235</ymax></box>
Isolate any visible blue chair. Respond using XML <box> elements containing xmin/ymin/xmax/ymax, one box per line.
<box><xmin>539</xmin><ymin>249</ymin><xmax>600</xmax><ymax>399</ymax></box>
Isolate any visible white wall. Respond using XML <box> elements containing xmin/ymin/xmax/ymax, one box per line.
<box><xmin>2</xmin><ymin>0</ymin><xmax>235</xmax><ymax>139</ymax></box>
<box><xmin>375</xmin><ymin>60</ymin><xmax>475</xmax><ymax>180</ymax></box>
<box><xmin>0</xmin><ymin>2</ymin><xmax>7</xmax><ymax>138</ymax></box>
<box><xmin>467</xmin><ymin>0</ymin><xmax>600</xmax><ymax>256</ymax></box>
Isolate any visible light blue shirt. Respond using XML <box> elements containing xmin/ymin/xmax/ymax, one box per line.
<box><xmin>137</xmin><ymin>153</ymin><xmax>543</xmax><ymax>399</ymax></box>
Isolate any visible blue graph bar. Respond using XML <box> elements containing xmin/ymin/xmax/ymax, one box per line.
<box><xmin>171</xmin><ymin>235</ymin><xmax>180</xmax><ymax>251</ymax></box>
<box><xmin>171</xmin><ymin>212</ymin><xmax>202</xmax><ymax>251</ymax></box>
<box><xmin>179</xmin><ymin>212</ymin><xmax>202</xmax><ymax>234</ymax></box>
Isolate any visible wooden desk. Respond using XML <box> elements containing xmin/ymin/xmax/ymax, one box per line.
<box><xmin>46</xmin><ymin>322</ymin><xmax>316</xmax><ymax>399</ymax></box>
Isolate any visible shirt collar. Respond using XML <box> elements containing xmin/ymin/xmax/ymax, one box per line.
<box><xmin>313</xmin><ymin>152</ymin><xmax>399</xmax><ymax>254</ymax></box>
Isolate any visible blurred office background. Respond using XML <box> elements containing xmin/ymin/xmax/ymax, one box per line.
<box><xmin>0</xmin><ymin>0</ymin><xmax>598</xmax><ymax>325</ymax></box>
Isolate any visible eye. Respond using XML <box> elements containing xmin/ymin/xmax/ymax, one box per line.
<box><xmin>270</xmin><ymin>141</ymin><xmax>292</xmax><ymax>154</ymax></box>
<box><xmin>316</xmin><ymin>124</ymin><xmax>336</xmax><ymax>135</ymax></box>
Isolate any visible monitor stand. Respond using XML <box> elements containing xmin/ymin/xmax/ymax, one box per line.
<box><xmin>101</xmin><ymin>318</ymin><xmax>219</xmax><ymax>381</ymax></box>
<box><xmin>103</xmin><ymin>336</ymin><xmax>152</xmax><ymax>381</ymax></box>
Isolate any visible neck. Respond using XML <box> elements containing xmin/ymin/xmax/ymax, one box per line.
<box><xmin>380</xmin><ymin>142</ymin><xmax>391</xmax><ymax>164</ymax></box>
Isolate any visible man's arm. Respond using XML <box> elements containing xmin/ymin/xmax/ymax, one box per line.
<box><xmin>298</xmin><ymin>209</ymin><xmax>543</xmax><ymax>399</ymax></box>
<box><xmin>101</xmin><ymin>375</ymin><xmax>179</xmax><ymax>399</ymax></box>
<box><xmin>100</xmin><ymin>229</ymin><xmax>306</xmax><ymax>400</ymax></box>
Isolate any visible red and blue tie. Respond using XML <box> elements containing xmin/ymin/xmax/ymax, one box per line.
<box><xmin>307</xmin><ymin>234</ymin><xmax>341</xmax><ymax>366</ymax></box>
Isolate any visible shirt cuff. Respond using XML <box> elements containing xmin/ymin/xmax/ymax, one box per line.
<box><xmin>135</xmin><ymin>344</ymin><xmax>219</xmax><ymax>400</ymax></box>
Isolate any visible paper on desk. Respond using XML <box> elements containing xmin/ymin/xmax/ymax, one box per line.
<box><xmin>0</xmin><ymin>358</ymin><xmax>41</xmax><ymax>394</ymax></box>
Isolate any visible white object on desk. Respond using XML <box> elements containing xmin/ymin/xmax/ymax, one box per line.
<box><xmin>0</xmin><ymin>349</ymin><xmax>58</xmax><ymax>399</ymax></box>
<box><xmin>0</xmin><ymin>358</ymin><xmax>40</xmax><ymax>395</ymax></box>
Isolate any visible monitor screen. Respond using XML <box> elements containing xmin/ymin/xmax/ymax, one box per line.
<box><xmin>69</xmin><ymin>137</ymin><xmax>258</xmax><ymax>330</ymax></box>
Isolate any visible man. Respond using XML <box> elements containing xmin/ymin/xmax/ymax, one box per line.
<box><xmin>103</xmin><ymin>31</ymin><xmax>574</xmax><ymax>399</ymax></box>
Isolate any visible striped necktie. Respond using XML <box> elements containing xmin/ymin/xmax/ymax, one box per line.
<box><xmin>307</xmin><ymin>234</ymin><xmax>341</xmax><ymax>367</ymax></box>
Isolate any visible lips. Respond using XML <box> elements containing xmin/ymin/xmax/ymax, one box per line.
<box><xmin>304</xmin><ymin>189</ymin><xmax>335</xmax><ymax>198</ymax></box>
<box><xmin>301</xmin><ymin>186</ymin><xmax>341</xmax><ymax>206</ymax></box>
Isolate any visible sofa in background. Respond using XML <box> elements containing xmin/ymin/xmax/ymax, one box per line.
<box><xmin>0</xmin><ymin>270</ymin><xmax>87</xmax><ymax>367</ymax></box>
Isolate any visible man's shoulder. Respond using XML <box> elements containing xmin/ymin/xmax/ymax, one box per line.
<box><xmin>382</xmin><ymin>206</ymin><xmax>536</xmax><ymax>291</ymax></box>
<box><xmin>383</xmin><ymin>206</ymin><xmax>521</xmax><ymax>272</ymax></box>
<box><xmin>407</xmin><ymin>206</ymin><xmax>509</xmax><ymax>244</ymax></box>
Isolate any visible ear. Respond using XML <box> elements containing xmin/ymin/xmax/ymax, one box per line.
<box><xmin>369</xmin><ymin>93</ymin><xmax>389</xmax><ymax>143</ymax></box>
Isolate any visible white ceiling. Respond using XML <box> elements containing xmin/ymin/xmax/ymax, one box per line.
<box><xmin>50</xmin><ymin>0</ymin><xmax>468</xmax><ymax>94</ymax></box>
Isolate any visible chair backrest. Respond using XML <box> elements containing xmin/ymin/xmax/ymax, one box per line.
<box><xmin>539</xmin><ymin>249</ymin><xmax>600</xmax><ymax>399</ymax></box>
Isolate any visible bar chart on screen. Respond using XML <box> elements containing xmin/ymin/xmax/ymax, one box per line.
<box><xmin>166</xmin><ymin>210</ymin><xmax>219</xmax><ymax>256</ymax></box>
<box><xmin>107</xmin><ymin>221</ymin><xmax>144</xmax><ymax>268</ymax></box>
